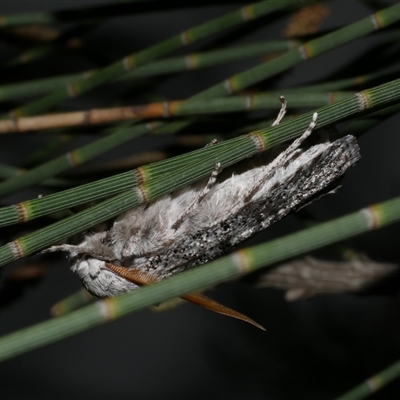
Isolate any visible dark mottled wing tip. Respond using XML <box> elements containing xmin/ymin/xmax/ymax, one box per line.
<box><xmin>340</xmin><ymin>134</ymin><xmax>361</xmax><ymax>167</ymax></box>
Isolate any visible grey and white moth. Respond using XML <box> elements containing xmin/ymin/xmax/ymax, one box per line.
<box><xmin>45</xmin><ymin>107</ymin><xmax>360</xmax><ymax>329</ymax></box>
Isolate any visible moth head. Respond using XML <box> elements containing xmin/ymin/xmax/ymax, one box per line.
<box><xmin>43</xmin><ymin>244</ymin><xmax>138</xmax><ymax>297</ymax></box>
<box><xmin>43</xmin><ymin>244</ymin><xmax>107</xmax><ymax>287</ymax></box>
<box><xmin>70</xmin><ymin>257</ymin><xmax>104</xmax><ymax>280</ymax></box>
<box><xmin>71</xmin><ymin>256</ymin><xmax>139</xmax><ymax>298</ymax></box>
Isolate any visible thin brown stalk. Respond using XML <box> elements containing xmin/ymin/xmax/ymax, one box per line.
<box><xmin>0</xmin><ymin>92</ymin><xmax>349</xmax><ymax>134</ymax></box>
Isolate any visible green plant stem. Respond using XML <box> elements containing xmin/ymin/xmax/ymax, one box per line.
<box><xmin>7</xmin><ymin>1</ymin><xmax>297</xmax><ymax>117</ymax></box>
<box><xmin>0</xmin><ymin>77</ymin><xmax>399</xmax><ymax>231</ymax></box>
<box><xmin>0</xmin><ymin>91</ymin><xmax>353</xmax><ymax>133</ymax></box>
<box><xmin>0</xmin><ymin>40</ymin><xmax>299</xmax><ymax>101</ymax></box>
<box><xmin>0</xmin><ymin>3</ymin><xmax>399</xmax><ymax>199</ymax></box>
<box><xmin>335</xmin><ymin>358</ymin><xmax>400</xmax><ymax>400</ymax></box>
<box><xmin>0</xmin><ymin>1</ymin><xmax>267</xmax><ymax>28</ymax></box>
<box><xmin>0</xmin><ymin>163</ymin><xmax>69</xmax><ymax>187</ymax></box>
<box><xmin>0</xmin><ymin>195</ymin><xmax>399</xmax><ymax>362</ymax></box>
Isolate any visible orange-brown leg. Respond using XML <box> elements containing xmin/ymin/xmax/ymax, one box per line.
<box><xmin>105</xmin><ymin>263</ymin><xmax>265</xmax><ymax>331</ymax></box>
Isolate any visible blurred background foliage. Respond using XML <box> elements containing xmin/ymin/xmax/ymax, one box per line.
<box><xmin>0</xmin><ymin>1</ymin><xmax>400</xmax><ymax>399</ymax></box>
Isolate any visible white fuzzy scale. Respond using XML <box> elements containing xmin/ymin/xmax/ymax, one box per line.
<box><xmin>47</xmin><ymin>123</ymin><xmax>360</xmax><ymax>298</ymax></box>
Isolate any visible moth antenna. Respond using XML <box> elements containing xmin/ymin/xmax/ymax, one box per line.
<box><xmin>182</xmin><ymin>292</ymin><xmax>266</xmax><ymax>331</ymax></box>
<box><xmin>171</xmin><ymin>162</ymin><xmax>222</xmax><ymax>231</ymax></box>
<box><xmin>105</xmin><ymin>263</ymin><xmax>265</xmax><ymax>330</ymax></box>
<box><xmin>41</xmin><ymin>244</ymin><xmax>79</xmax><ymax>254</ymax></box>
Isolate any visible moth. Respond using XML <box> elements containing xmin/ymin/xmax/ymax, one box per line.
<box><xmin>45</xmin><ymin>101</ymin><xmax>361</xmax><ymax>330</ymax></box>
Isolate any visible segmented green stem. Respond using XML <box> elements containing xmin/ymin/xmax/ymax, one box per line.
<box><xmin>7</xmin><ymin>1</ymin><xmax>297</xmax><ymax>118</ymax></box>
<box><xmin>0</xmin><ymin>196</ymin><xmax>399</xmax><ymax>362</ymax></box>
<box><xmin>0</xmin><ymin>3</ymin><xmax>399</xmax><ymax>199</ymax></box>
<box><xmin>0</xmin><ymin>91</ymin><xmax>352</xmax><ymax>133</ymax></box>
<box><xmin>0</xmin><ymin>78</ymin><xmax>398</xmax><ymax>236</ymax></box>
<box><xmin>0</xmin><ymin>40</ymin><xmax>299</xmax><ymax>101</ymax></box>
<box><xmin>335</xmin><ymin>358</ymin><xmax>400</xmax><ymax>400</ymax></box>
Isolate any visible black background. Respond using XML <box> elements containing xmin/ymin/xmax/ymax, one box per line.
<box><xmin>1</xmin><ymin>1</ymin><xmax>400</xmax><ymax>399</ymax></box>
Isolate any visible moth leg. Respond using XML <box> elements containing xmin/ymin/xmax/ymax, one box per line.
<box><xmin>171</xmin><ymin>162</ymin><xmax>222</xmax><ymax>230</ymax></box>
<box><xmin>105</xmin><ymin>262</ymin><xmax>159</xmax><ymax>285</ymax></box>
<box><xmin>105</xmin><ymin>262</ymin><xmax>265</xmax><ymax>330</ymax></box>
<box><xmin>182</xmin><ymin>292</ymin><xmax>265</xmax><ymax>331</ymax></box>
<box><xmin>271</xmin><ymin>96</ymin><xmax>287</xmax><ymax>126</ymax></box>
<box><xmin>274</xmin><ymin>112</ymin><xmax>318</xmax><ymax>164</ymax></box>
<box><xmin>171</xmin><ymin>138</ymin><xmax>219</xmax><ymax>230</ymax></box>
<box><xmin>244</xmin><ymin>112</ymin><xmax>318</xmax><ymax>203</ymax></box>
